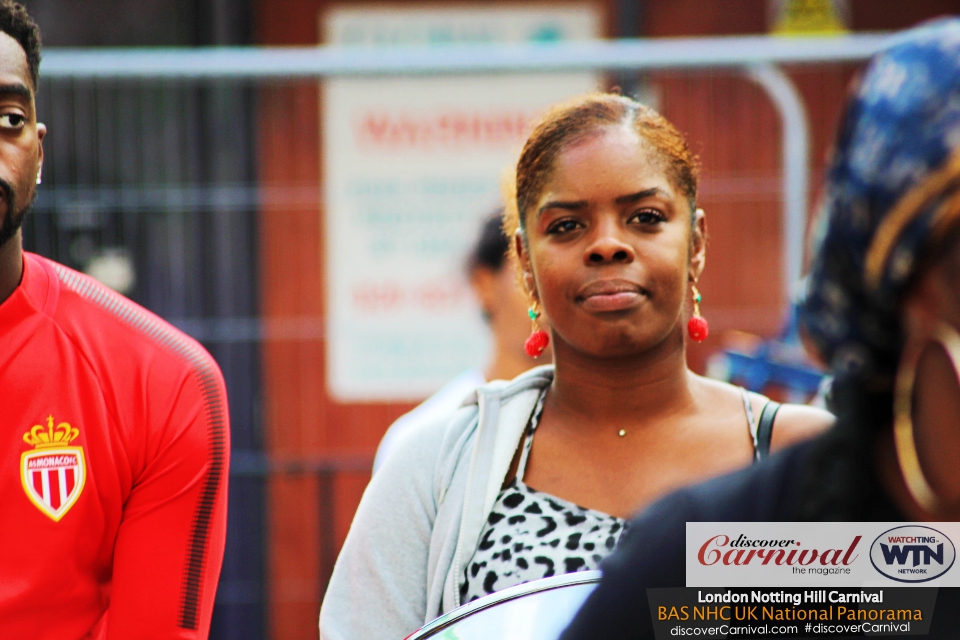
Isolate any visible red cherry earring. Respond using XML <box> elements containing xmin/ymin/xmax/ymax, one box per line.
<box><xmin>687</xmin><ymin>283</ymin><xmax>709</xmax><ymax>342</ymax></box>
<box><xmin>524</xmin><ymin>302</ymin><xmax>550</xmax><ymax>358</ymax></box>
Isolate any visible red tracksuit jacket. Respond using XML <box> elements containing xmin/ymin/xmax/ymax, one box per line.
<box><xmin>0</xmin><ymin>252</ymin><xmax>229</xmax><ymax>638</ymax></box>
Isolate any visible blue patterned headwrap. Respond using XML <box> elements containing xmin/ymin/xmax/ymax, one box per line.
<box><xmin>799</xmin><ymin>18</ymin><xmax>960</xmax><ymax>386</ymax></box>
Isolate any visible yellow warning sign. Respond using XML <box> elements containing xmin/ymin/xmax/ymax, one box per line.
<box><xmin>771</xmin><ymin>0</ymin><xmax>849</xmax><ymax>36</ymax></box>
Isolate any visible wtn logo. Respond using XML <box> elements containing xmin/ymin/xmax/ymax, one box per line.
<box><xmin>870</xmin><ymin>526</ymin><xmax>956</xmax><ymax>583</ymax></box>
<box><xmin>880</xmin><ymin>542</ymin><xmax>943</xmax><ymax>566</ymax></box>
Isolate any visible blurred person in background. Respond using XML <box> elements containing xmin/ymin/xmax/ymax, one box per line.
<box><xmin>320</xmin><ymin>93</ymin><xmax>831</xmax><ymax>640</ymax></box>
<box><xmin>373</xmin><ymin>210</ymin><xmax>553</xmax><ymax>473</ymax></box>
<box><xmin>561</xmin><ymin>19</ymin><xmax>960</xmax><ymax>639</ymax></box>
<box><xmin>0</xmin><ymin>2</ymin><xmax>229</xmax><ymax>637</ymax></box>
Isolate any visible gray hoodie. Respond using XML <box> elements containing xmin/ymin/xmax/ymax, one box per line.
<box><xmin>319</xmin><ymin>366</ymin><xmax>553</xmax><ymax>640</ymax></box>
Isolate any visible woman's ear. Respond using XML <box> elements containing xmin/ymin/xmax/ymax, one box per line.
<box><xmin>515</xmin><ymin>230</ymin><xmax>537</xmax><ymax>301</ymax></box>
<box><xmin>689</xmin><ymin>208</ymin><xmax>707</xmax><ymax>281</ymax></box>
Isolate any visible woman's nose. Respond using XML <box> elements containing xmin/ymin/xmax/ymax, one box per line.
<box><xmin>585</xmin><ymin>223</ymin><xmax>635</xmax><ymax>265</ymax></box>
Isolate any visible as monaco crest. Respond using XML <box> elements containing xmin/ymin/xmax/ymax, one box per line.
<box><xmin>20</xmin><ymin>416</ymin><xmax>86</xmax><ymax>521</ymax></box>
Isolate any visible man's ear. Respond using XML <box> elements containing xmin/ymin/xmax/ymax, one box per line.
<box><xmin>36</xmin><ymin>122</ymin><xmax>45</xmax><ymax>183</ymax></box>
<box><xmin>514</xmin><ymin>230</ymin><xmax>537</xmax><ymax>301</ymax></box>
<box><xmin>689</xmin><ymin>208</ymin><xmax>707</xmax><ymax>281</ymax></box>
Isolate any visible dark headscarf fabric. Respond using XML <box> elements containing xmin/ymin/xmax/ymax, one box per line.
<box><xmin>800</xmin><ymin>18</ymin><xmax>960</xmax><ymax>388</ymax></box>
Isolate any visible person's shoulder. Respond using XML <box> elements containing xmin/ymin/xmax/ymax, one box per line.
<box><xmin>737</xmin><ymin>385</ymin><xmax>834</xmax><ymax>451</ymax></box>
<box><xmin>460</xmin><ymin>364</ymin><xmax>552</xmax><ymax>444</ymax></box>
<box><xmin>35</xmin><ymin>254</ymin><xmax>222</xmax><ymax>388</ymax></box>
<box><xmin>467</xmin><ymin>364</ymin><xmax>553</xmax><ymax>406</ymax></box>
<box><xmin>378</xmin><ymin>388</ymin><xmax>483</xmax><ymax>475</ymax></box>
<box><xmin>377</xmin><ymin>366</ymin><xmax>553</xmax><ymax>484</ymax></box>
<box><xmin>373</xmin><ymin>369</ymin><xmax>487</xmax><ymax>471</ymax></box>
<box><xmin>413</xmin><ymin>364</ymin><xmax>550</xmax><ymax>444</ymax></box>
<box><xmin>393</xmin><ymin>369</ymin><xmax>485</xmax><ymax>431</ymax></box>
<box><xmin>639</xmin><ymin>436</ymin><xmax>819</xmax><ymax>526</ymax></box>
<box><xmin>695</xmin><ymin>376</ymin><xmax>833</xmax><ymax>450</ymax></box>
<box><xmin>768</xmin><ymin>402</ymin><xmax>834</xmax><ymax>450</ymax></box>
<box><xmin>389</xmin><ymin>364</ymin><xmax>549</xmax><ymax>437</ymax></box>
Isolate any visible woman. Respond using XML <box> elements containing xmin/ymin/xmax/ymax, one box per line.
<box><xmin>319</xmin><ymin>93</ymin><xmax>831</xmax><ymax>640</ymax></box>
<box><xmin>561</xmin><ymin>18</ymin><xmax>960</xmax><ymax>639</ymax></box>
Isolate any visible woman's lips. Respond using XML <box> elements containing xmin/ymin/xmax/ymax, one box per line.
<box><xmin>577</xmin><ymin>280</ymin><xmax>646</xmax><ymax>312</ymax></box>
<box><xmin>581</xmin><ymin>291</ymin><xmax>642</xmax><ymax>312</ymax></box>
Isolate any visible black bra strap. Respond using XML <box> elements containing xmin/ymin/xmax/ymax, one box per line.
<box><xmin>755</xmin><ymin>401</ymin><xmax>781</xmax><ymax>461</ymax></box>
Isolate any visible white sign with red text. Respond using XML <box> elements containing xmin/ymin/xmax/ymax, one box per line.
<box><xmin>687</xmin><ymin>522</ymin><xmax>960</xmax><ymax>587</ymax></box>
<box><xmin>323</xmin><ymin>6</ymin><xmax>599</xmax><ymax>400</ymax></box>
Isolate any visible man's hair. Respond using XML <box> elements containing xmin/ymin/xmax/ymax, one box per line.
<box><xmin>0</xmin><ymin>1</ymin><xmax>40</xmax><ymax>89</ymax></box>
<box><xmin>468</xmin><ymin>210</ymin><xmax>509</xmax><ymax>273</ymax></box>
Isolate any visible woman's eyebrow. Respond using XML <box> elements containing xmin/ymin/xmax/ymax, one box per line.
<box><xmin>615</xmin><ymin>187</ymin><xmax>666</xmax><ymax>204</ymax></box>
<box><xmin>536</xmin><ymin>187</ymin><xmax>669</xmax><ymax>218</ymax></box>
<box><xmin>537</xmin><ymin>199</ymin><xmax>588</xmax><ymax>216</ymax></box>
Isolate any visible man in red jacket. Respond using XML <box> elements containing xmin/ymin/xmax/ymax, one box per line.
<box><xmin>0</xmin><ymin>2</ymin><xmax>230</xmax><ymax>637</ymax></box>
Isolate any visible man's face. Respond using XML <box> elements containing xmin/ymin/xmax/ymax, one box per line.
<box><xmin>0</xmin><ymin>31</ymin><xmax>44</xmax><ymax>248</ymax></box>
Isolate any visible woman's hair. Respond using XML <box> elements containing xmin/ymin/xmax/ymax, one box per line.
<box><xmin>502</xmin><ymin>93</ymin><xmax>699</xmax><ymax>243</ymax></box>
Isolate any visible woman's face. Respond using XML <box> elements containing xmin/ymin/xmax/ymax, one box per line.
<box><xmin>517</xmin><ymin>125</ymin><xmax>704</xmax><ymax>359</ymax></box>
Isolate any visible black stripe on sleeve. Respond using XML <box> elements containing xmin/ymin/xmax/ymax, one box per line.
<box><xmin>54</xmin><ymin>265</ymin><xmax>228</xmax><ymax>631</ymax></box>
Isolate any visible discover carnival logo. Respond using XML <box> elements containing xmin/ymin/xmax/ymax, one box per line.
<box><xmin>869</xmin><ymin>526</ymin><xmax>956</xmax><ymax>583</ymax></box>
<box><xmin>697</xmin><ymin>534</ymin><xmax>861</xmax><ymax>573</ymax></box>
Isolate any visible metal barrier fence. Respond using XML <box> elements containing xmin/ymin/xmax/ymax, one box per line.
<box><xmin>40</xmin><ymin>33</ymin><xmax>892</xmax><ymax>295</ymax></box>
<box><xmin>25</xmin><ymin>34</ymin><xmax>889</xmax><ymax>639</ymax></box>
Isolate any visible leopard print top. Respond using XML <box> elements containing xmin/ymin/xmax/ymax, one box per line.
<box><xmin>459</xmin><ymin>390</ymin><xmax>627</xmax><ymax>604</ymax></box>
<box><xmin>459</xmin><ymin>387</ymin><xmax>766</xmax><ymax>604</ymax></box>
